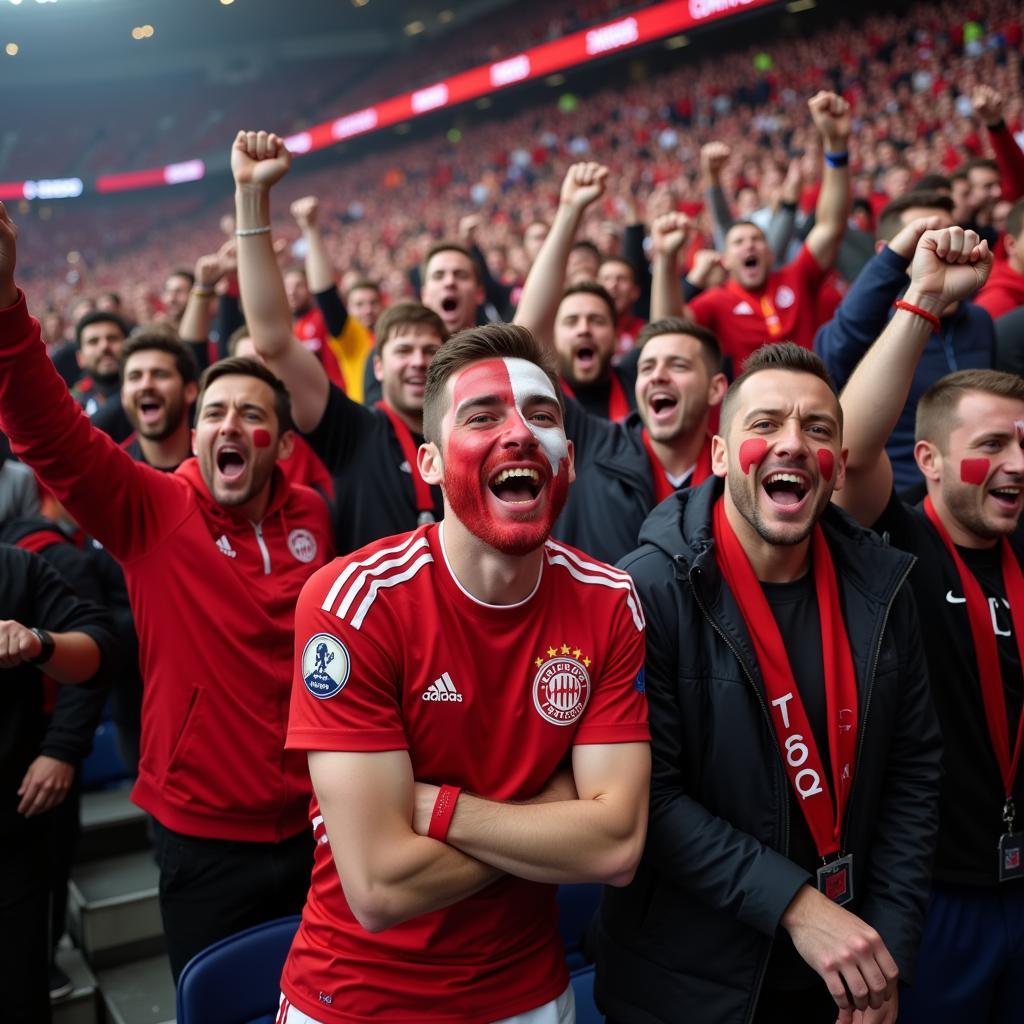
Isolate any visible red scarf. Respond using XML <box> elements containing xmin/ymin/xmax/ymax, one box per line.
<box><xmin>560</xmin><ymin>374</ymin><xmax>631</xmax><ymax>423</ymax></box>
<box><xmin>641</xmin><ymin>432</ymin><xmax>712</xmax><ymax>503</ymax></box>
<box><xmin>376</xmin><ymin>402</ymin><xmax>435</xmax><ymax>519</ymax></box>
<box><xmin>924</xmin><ymin>497</ymin><xmax>1024</xmax><ymax>803</ymax></box>
<box><xmin>713</xmin><ymin>498</ymin><xmax>858</xmax><ymax>857</ymax></box>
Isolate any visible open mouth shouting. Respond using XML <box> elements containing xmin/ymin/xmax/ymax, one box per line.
<box><xmin>135</xmin><ymin>394</ymin><xmax>165</xmax><ymax>428</ymax></box>
<box><xmin>488</xmin><ymin>464</ymin><xmax>545</xmax><ymax>509</ymax></box>
<box><xmin>989</xmin><ymin>483</ymin><xmax>1023</xmax><ymax>514</ymax></box>
<box><xmin>761</xmin><ymin>468</ymin><xmax>811</xmax><ymax>513</ymax></box>
<box><xmin>215</xmin><ymin>444</ymin><xmax>248</xmax><ymax>484</ymax></box>
<box><xmin>647</xmin><ymin>390</ymin><xmax>679</xmax><ymax>426</ymax></box>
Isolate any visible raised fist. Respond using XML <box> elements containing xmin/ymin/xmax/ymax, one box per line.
<box><xmin>807</xmin><ymin>91</ymin><xmax>851</xmax><ymax>148</ymax></box>
<box><xmin>972</xmin><ymin>85</ymin><xmax>1005</xmax><ymax>128</ymax></box>
<box><xmin>458</xmin><ymin>213</ymin><xmax>483</xmax><ymax>243</ymax></box>
<box><xmin>290</xmin><ymin>195</ymin><xmax>319</xmax><ymax>230</ymax></box>
<box><xmin>194</xmin><ymin>239</ymin><xmax>237</xmax><ymax>290</ymax></box>
<box><xmin>231</xmin><ymin>130</ymin><xmax>292</xmax><ymax>190</ymax></box>
<box><xmin>701</xmin><ymin>142</ymin><xmax>732</xmax><ymax>180</ymax></box>
<box><xmin>0</xmin><ymin>619</ymin><xmax>42</xmax><ymax>668</ymax></box>
<box><xmin>907</xmin><ymin>227</ymin><xmax>992</xmax><ymax>308</ymax></box>
<box><xmin>559</xmin><ymin>162</ymin><xmax>609</xmax><ymax>213</ymax></box>
<box><xmin>886</xmin><ymin>215</ymin><xmax>948</xmax><ymax>261</ymax></box>
<box><xmin>650</xmin><ymin>212</ymin><xmax>693</xmax><ymax>257</ymax></box>
<box><xmin>0</xmin><ymin>201</ymin><xmax>18</xmax><ymax>309</ymax></box>
<box><xmin>688</xmin><ymin>248</ymin><xmax>725</xmax><ymax>288</ymax></box>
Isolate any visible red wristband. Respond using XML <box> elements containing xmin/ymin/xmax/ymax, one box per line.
<box><xmin>894</xmin><ymin>299</ymin><xmax>940</xmax><ymax>330</ymax></box>
<box><xmin>427</xmin><ymin>785</ymin><xmax>461</xmax><ymax>842</ymax></box>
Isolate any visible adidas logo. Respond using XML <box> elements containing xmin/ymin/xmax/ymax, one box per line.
<box><xmin>216</xmin><ymin>535</ymin><xmax>237</xmax><ymax>559</ymax></box>
<box><xmin>422</xmin><ymin>672</ymin><xmax>463</xmax><ymax>702</ymax></box>
<box><xmin>732</xmin><ymin>301</ymin><xmax>754</xmax><ymax>315</ymax></box>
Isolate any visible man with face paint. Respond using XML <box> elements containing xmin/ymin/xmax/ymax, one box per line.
<box><xmin>0</xmin><ymin>200</ymin><xmax>334</xmax><ymax>982</ymax></box>
<box><xmin>594</xmin><ymin>341</ymin><xmax>942</xmax><ymax>1024</ymax></box>
<box><xmin>281</xmin><ymin>323</ymin><xmax>650</xmax><ymax>1024</ymax></box>
<box><xmin>837</xmin><ymin>226</ymin><xmax>1024</xmax><ymax>1022</ymax></box>
<box><xmin>232</xmin><ymin>131</ymin><xmax>448</xmax><ymax>554</ymax></box>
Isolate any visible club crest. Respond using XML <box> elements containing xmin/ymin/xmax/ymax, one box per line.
<box><xmin>532</xmin><ymin>644</ymin><xmax>592</xmax><ymax>726</ymax></box>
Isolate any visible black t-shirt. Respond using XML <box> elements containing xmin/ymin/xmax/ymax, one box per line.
<box><xmin>761</xmin><ymin>570</ymin><xmax>831</xmax><ymax>991</ymax></box>
<box><xmin>875</xmin><ymin>490</ymin><xmax>1024</xmax><ymax>887</ymax></box>
<box><xmin>568</xmin><ymin>355</ymin><xmax>639</xmax><ymax>421</ymax></box>
<box><xmin>303</xmin><ymin>384</ymin><xmax>444</xmax><ymax>555</ymax></box>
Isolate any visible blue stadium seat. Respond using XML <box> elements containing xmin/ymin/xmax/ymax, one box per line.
<box><xmin>557</xmin><ymin>883</ymin><xmax>601</xmax><ymax>970</ymax></box>
<box><xmin>571</xmin><ymin>965</ymin><xmax>602</xmax><ymax>1024</ymax></box>
<box><xmin>176</xmin><ymin>915</ymin><xmax>300</xmax><ymax>1024</ymax></box>
<box><xmin>80</xmin><ymin>719</ymin><xmax>129</xmax><ymax>790</ymax></box>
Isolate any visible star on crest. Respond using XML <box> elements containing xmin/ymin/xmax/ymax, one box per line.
<box><xmin>534</xmin><ymin>657</ymin><xmax>543</xmax><ymax>668</ymax></box>
<box><xmin>572</xmin><ymin>647</ymin><xmax>582</xmax><ymax>659</ymax></box>
<box><xmin>561</xmin><ymin>643</ymin><xmax>570</xmax><ymax>655</ymax></box>
<box><xmin>583</xmin><ymin>656</ymin><xmax>591</xmax><ymax>667</ymax></box>
<box><xmin>547</xmin><ymin>646</ymin><xmax>557</xmax><ymax>658</ymax></box>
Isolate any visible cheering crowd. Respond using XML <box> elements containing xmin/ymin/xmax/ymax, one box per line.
<box><xmin>3</xmin><ymin>2</ymin><xmax>1024</xmax><ymax>1021</ymax></box>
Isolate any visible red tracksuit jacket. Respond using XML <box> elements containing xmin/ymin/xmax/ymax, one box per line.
<box><xmin>0</xmin><ymin>293</ymin><xmax>333</xmax><ymax>841</ymax></box>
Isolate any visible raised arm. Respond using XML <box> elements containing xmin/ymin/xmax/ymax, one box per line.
<box><xmin>513</xmin><ymin>162</ymin><xmax>608</xmax><ymax>347</ymax></box>
<box><xmin>836</xmin><ymin>227</ymin><xmax>992</xmax><ymax>525</ymax></box>
<box><xmin>974</xmin><ymin>86</ymin><xmax>1024</xmax><ymax>202</ymax></box>
<box><xmin>805</xmin><ymin>91</ymin><xmax>852</xmax><ymax>270</ymax></box>
<box><xmin>701</xmin><ymin>142</ymin><xmax>734</xmax><ymax>251</ymax></box>
<box><xmin>179</xmin><ymin>241</ymin><xmax>235</xmax><ymax>350</ymax></box>
<box><xmin>232</xmin><ymin>131</ymin><xmax>330</xmax><ymax>433</ymax></box>
<box><xmin>649</xmin><ymin>212</ymin><xmax>694</xmax><ymax>320</ymax></box>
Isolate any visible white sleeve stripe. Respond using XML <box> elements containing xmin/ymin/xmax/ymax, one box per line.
<box><xmin>544</xmin><ymin>538</ymin><xmax>634</xmax><ymax>583</ymax></box>
<box><xmin>349</xmin><ymin>553</ymin><xmax>435</xmax><ymax>630</ymax></box>
<box><xmin>544</xmin><ymin>552</ymin><xmax>646</xmax><ymax>632</ymax></box>
<box><xmin>320</xmin><ymin>533</ymin><xmax>424</xmax><ymax>612</ymax></box>
<box><xmin>333</xmin><ymin>537</ymin><xmax>431</xmax><ymax>618</ymax></box>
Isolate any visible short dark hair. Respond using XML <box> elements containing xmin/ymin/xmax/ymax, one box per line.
<box><xmin>559</xmin><ymin>280</ymin><xmax>617</xmax><ymax>324</ymax></box>
<box><xmin>345</xmin><ymin>279</ymin><xmax>381</xmax><ymax>299</ymax></box>
<box><xmin>569</xmin><ymin>240</ymin><xmax>601</xmax><ymax>264</ymax></box>
<box><xmin>75</xmin><ymin>310</ymin><xmax>132</xmax><ymax>348</ymax></box>
<box><xmin>1006</xmin><ymin>198</ymin><xmax>1024</xmax><ymax>240</ymax></box>
<box><xmin>916</xmin><ymin>370</ymin><xmax>1024</xmax><ymax>450</ymax></box>
<box><xmin>120</xmin><ymin>327</ymin><xmax>199</xmax><ymax>384</ymax></box>
<box><xmin>876</xmin><ymin>190</ymin><xmax>954</xmax><ymax>242</ymax></box>
<box><xmin>961</xmin><ymin>157</ymin><xmax>999</xmax><ymax>177</ymax></box>
<box><xmin>720</xmin><ymin>342</ymin><xmax>840</xmax><ymax>434</ymax></box>
<box><xmin>375</xmin><ymin>302</ymin><xmax>448</xmax><ymax>352</ymax></box>
<box><xmin>167</xmin><ymin>269</ymin><xmax>195</xmax><ymax>287</ymax></box>
<box><xmin>636</xmin><ymin>317</ymin><xmax>722</xmax><ymax>374</ymax></box>
<box><xmin>724</xmin><ymin>220</ymin><xmax>767</xmax><ymax>244</ymax></box>
<box><xmin>598</xmin><ymin>257</ymin><xmax>636</xmax><ymax>282</ymax></box>
<box><xmin>421</xmin><ymin>241</ymin><xmax>481</xmax><ymax>285</ymax></box>
<box><xmin>226</xmin><ymin>323</ymin><xmax>252</xmax><ymax>357</ymax></box>
<box><xmin>196</xmin><ymin>357</ymin><xmax>293</xmax><ymax>435</ymax></box>
<box><xmin>422</xmin><ymin>323</ymin><xmax>561</xmax><ymax>445</ymax></box>
<box><xmin>914</xmin><ymin>173</ymin><xmax>952</xmax><ymax>193</ymax></box>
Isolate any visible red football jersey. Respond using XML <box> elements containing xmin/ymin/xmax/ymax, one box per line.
<box><xmin>688</xmin><ymin>244</ymin><xmax>828</xmax><ymax>371</ymax></box>
<box><xmin>282</xmin><ymin>524</ymin><xmax>648</xmax><ymax>1023</ymax></box>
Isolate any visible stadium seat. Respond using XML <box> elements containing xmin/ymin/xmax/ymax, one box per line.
<box><xmin>176</xmin><ymin>915</ymin><xmax>301</xmax><ymax>1024</ymax></box>
<box><xmin>571</xmin><ymin>965</ymin><xmax>602</xmax><ymax>1024</ymax></box>
<box><xmin>80</xmin><ymin>719</ymin><xmax>129</xmax><ymax>790</ymax></box>
<box><xmin>557</xmin><ymin>883</ymin><xmax>601</xmax><ymax>970</ymax></box>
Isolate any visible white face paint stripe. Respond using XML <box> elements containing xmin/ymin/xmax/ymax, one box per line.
<box><xmin>503</xmin><ymin>357</ymin><xmax>568</xmax><ymax>475</ymax></box>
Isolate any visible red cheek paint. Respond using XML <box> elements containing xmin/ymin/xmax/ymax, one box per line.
<box><xmin>817</xmin><ymin>448</ymin><xmax>835</xmax><ymax>481</ymax></box>
<box><xmin>960</xmin><ymin>458</ymin><xmax>990</xmax><ymax>485</ymax></box>
<box><xmin>739</xmin><ymin>438</ymin><xmax>769</xmax><ymax>475</ymax></box>
<box><xmin>252</xmin><ymin>428</ymin><xmax>272</xmax><ymax>449</ymax></box>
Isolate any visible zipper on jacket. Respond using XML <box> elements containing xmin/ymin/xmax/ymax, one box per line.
<box><xmin>252</xmin><ymin>521</ymin><xmax>272</xmax><ymax>575</ymax></box>
<box><xmin>840</xmin><ymin>560</ymin><xmax>915</xmax><ymax>845</ymax></box>
<box><xmin>687</xmin><ymin>556</ymin><xmax>786</xmax><ymax>1024</ymax></box>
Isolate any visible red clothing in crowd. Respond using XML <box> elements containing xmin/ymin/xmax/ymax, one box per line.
<box><xmin>975</xmin><ymin>260</ymin><xmax>1024</xmax><ymax>320</ymax></box>
<box><xmin>0</xmin><ymin>292</ymin><xmax>334</xmax><ymax>842</ymax></box>
<box><xmin>282</xmin><ymin>526</ymin><xmax>648</xmax><ymax>1023</ymax></box>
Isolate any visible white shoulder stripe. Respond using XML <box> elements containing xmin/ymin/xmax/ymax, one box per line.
<box><xmin>545</xmin><ymin>551</ymin><xmax>645</xmax><ymax>632</ymax></box>
<box><xmin>320</xmin><ymin>534</ymin><xmax>425</xmax><ymax>614</ymax></box>
<box><xmin>335</xmin><ymin>537</ymin><xmax>431</xmax><ymax>620</ymax></box>
<box><xmin>349</xmin><ymin>552</ymin><xmax>434</xmax><ymax>630</ymax></box>
<box><xmin>545</xmin><ymin>539</ymin><xmax>634</xmax><ymax>583</ymax></box>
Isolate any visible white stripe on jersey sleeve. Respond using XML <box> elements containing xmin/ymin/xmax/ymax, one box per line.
<box><xmin>349</xmin><ymin>552</ymin><xmax>435</xmax><ymax>630</ymax></box>
<box><xmin>320</xmin><ymin>532</ymin><xmax>424</xmax><ymax>613</ymax></box>
<box><xmin>335</xmin><ymin>537</ymin><xmax>431</xmax><ymax>619</ymax></box>
<box><xmin>544</xmin><ymin>550</ymin><xmax>645</xmax><ymax>633</ymax></box>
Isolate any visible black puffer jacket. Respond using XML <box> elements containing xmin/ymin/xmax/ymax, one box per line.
<box><xmin>594</xmin><ymin>478</ymin><xmax>943</xmax><ymax>1024</ymax></box>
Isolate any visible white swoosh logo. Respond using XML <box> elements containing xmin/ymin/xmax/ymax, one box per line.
<box><xmin>945</xmin><ymin>590</ymin><xmax>966</xmax><ymax>604</ymax></box>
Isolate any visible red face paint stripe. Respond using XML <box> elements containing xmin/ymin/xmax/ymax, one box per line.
<box><xmin>817</xmin><ymin>448</ymin><xmax>834</xmax><ymax>482</ymax></box>
<box><xmin>739</xmin><ymin>438</ymin><xmax>769</xmax><ymax>475</ymax></box>
<box><xmin>252</xmin><ymin>428</ymin><xmax>272</xmax><ymax>449</ymax></box>
<box><xmin>960</xmin><ymin>458</ymin><xmax>990</xmax><ymax>486</ymax></box>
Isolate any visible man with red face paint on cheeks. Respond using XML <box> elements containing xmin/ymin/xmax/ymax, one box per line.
<box><xmin>595</xmin><ymin>341</ymin><xmax>941</xmax><ymax>1024</ymax></box>
<box><xmin>837</xmin><ymin>226</ymin><xmax>1024</xmax><ymax>1023</ymax></box>
<box><xmin>0</xmin><ymin>200</ymin><xmax>333</xmax><ymax>984</ymax></box>
<box><xmin>280</xmin><ymin>323</ymin><xmax>650</xmax><ymax>1024</ymax></box>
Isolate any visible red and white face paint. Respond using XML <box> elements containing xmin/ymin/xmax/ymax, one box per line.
<box><xmin>441</xmin><ymin>357</ymin><xmax>571</xmax><ymax>556</ymax></box>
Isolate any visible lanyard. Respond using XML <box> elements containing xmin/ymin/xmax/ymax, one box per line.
<box><xmin>713</xmin><ymin>499</ymin><xmax>858</xmax><ymax>857</ymax></box>
<box><xmin>641</xmin><ymin>431</ymin><xmax>712</xmax><ymax>503</ymax></box>
<box><xmin>375</xmin><ymin>402</ymin><xmax>435</xmax><ymax>521</ymax></box>
<box><xmin>924</xmin><ymin>497</ymin><xmax>1024</xmax><ymax>806</ymax></box>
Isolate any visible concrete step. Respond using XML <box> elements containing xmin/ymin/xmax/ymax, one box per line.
<box><xmin>68</xmin><ymin>850</ymin><xmax>164</xmax><ymax>969</ymax></box>
<box><xmin>52</xmin><ymin>946</ymin><xmax>101</xmax><ymax>1024</ymax></box>
<box><xmin>97</xmin><ymin>954</ymin><xmax>175</xmax><ymax>1024</ymax></box>
<box><xmin>78</xmin><ymin>785</ymin><xmax>150</xmax><ymax>863</ymax></box>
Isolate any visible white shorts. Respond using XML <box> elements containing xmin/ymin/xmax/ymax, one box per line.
<box><xmin>276</xmin><ymin>984</ymin><xmax>575</xmax><ymax>1024</ymax></box>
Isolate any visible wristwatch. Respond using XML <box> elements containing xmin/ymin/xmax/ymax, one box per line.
<box><xmin>28</xmin><ymin>627</ymin><xmax>55</xmax><ymax>665</ymax></box>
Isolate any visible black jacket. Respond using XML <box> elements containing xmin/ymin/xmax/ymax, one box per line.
<box><xmin>594</xmin><ymin>480</ymin><xmax>943</xmax><ymax>1024</ymax></box>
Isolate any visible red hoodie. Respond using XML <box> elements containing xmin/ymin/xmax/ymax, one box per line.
<box><xmin>0</xmin><ymin>293</ymin><xmax>333</xmax><ymax>842</ymax></box>
<box><xmin>975</xmin><ymin>260</ymin><xmax>1024</xmax><ymax>320</ymax></box>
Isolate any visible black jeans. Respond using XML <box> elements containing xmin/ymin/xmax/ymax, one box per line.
<box><xmin>151</xmin><ymin>819</ymin><xmax>313</xmax><ymax>982</ymax></box>
<box><xmin>0</xmin><ymin>816</ymin><xmax>51</xmax><ymax>1024</ymax></box>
